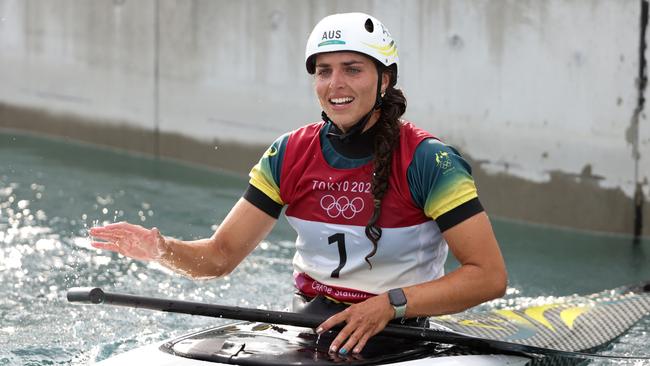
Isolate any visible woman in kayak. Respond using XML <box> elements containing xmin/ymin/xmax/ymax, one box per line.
<box><xmin>90</xmin><ymin>12</ymin><xmax>507</xmax><ymax>356</ymax></box>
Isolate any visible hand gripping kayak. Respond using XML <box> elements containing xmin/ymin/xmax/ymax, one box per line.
<box><xmin>66</xmin><ymin>287</ymin><xmax>650</xmax><ymax>361</ymax></box>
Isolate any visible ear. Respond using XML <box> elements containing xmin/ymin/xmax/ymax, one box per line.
<box><xmin>380</xmin><ymin>71</ymin><xmax>391</xmax><ymax>94</ymax></box>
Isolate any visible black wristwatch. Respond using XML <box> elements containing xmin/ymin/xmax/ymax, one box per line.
<box><xmin>388</xmin><ymin>288</ymin><xmax>407</xmax><ymax>319</ymax></box>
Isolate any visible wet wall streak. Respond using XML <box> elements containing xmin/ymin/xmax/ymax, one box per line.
<box><xmin>632</xmin><ymin>0</ymin><xmax>648</xmax><ymax>244</ymax></box>
<box><xmin>153</xmin><ymin>0</ymin><xmax>160</xmax><ymax>159</ymax></box>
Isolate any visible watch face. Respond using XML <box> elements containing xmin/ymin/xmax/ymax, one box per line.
<box><xmin>389</xmin><ymin>288</ymin><xmax>407</xmax><ymax>306</ymax></box>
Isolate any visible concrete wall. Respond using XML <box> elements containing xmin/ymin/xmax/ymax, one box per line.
<box><xmin>0</xmin><ymin>0</ymin><xmax>647</xmax><ymax>238</ymax></box>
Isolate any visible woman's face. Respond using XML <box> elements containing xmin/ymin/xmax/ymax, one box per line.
<box><xmin>314</xmin><ymin>52</ymin><xmax>388</xmax><ymax>132</ymax></box>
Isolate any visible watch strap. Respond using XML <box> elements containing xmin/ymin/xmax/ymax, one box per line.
<box><xmin>393</xmin><ymin>301</ymin><xmax>407</xmax><ymax>319</ymax></box>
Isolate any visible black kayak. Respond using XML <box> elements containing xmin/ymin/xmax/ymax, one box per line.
<box><xmin>68</xmin><ymin>281</ymin><xmax>650</xmax><ymax>365</ymax></box>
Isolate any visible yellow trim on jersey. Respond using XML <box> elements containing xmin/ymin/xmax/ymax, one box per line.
<box><xmin>424</xmin><ymin>180</ymin><xmax>478</xmax><ymax>220</ymax></box>
<box><xmin>249</xmin><ymin>162</ymin><xmax>284</xmax><ymax>205</ymax></box>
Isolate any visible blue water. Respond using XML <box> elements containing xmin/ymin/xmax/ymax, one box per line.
<box><xmin>0</xmin><ymin>131</ymin><xmax>648</xmax><ymax>365</ymax></box>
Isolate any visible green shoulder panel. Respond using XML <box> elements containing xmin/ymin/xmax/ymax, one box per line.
<box><xmin>407</xmin><ymin>138</ymin><xmax>478</xmax><ymax>220</ymax></box>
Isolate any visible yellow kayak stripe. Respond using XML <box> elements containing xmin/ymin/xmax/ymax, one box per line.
<box><xmin>524</xmin><ymin>304</ymin><xmax>560</xmax><ymax>331</ymax></box>
<box><xmin>494</xmin><ymin>309</ymin><xmax>534</xmax><ymax>327</ymax></box>
<box><xmin>457</xmin><ymin>319</ymin><xmax>505</xmax><ymax>330</ymax></box>
<box><xmin>560</xmin><ymin>306</ymin><xmax>591</xmax><ymax>329</ymax></box>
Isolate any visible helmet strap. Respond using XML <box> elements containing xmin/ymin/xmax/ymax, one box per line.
<box><xmin>373</xmin><ymin>65</ymin><xmax>384</xmax><ymax>110</ymax></box>
<box><xmin>323</xmin><ymin>66</ymin><xmax>385</xmax><ymax>144</ymax></box>
<box><xmin>324</xmin><ymin>110</ymin><xmax>374</xmax><ymax>143</ymax></box>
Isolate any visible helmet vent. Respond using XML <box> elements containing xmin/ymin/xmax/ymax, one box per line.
<box><xmin>364</xmin><ymin>18</ymin><xmax>374</xmax><ymax>33</ymax></box>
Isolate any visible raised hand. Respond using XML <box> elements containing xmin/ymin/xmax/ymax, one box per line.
<box><xmin>89</xmin><ymin>222</ymin><xmax>167</xmax><ymax>261</ymax></box>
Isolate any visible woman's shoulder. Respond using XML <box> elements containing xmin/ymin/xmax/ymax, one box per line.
<box><xmin>276</xmin><ymin>121</ymin><xmax>326</xmax><ymax>151</ymax></box>
<box><xmin>398</xmin><ymin>120</ymin><xmax>438</xmax><ymax>140</ymax></box>
<box><xmin>398</xmin><ymin>120</ymin><xmax>456</xmax><ymax>151</ymax></box>
<box><xmin>397</xmin><ymin>120</ymin><xmax>440</xmax><ymax>154</ymax></box>
<box><xmin>289</xmin><ymin>120</ymin><xmax>326</xmax><ymax>137</ymax></box>
<box><xmin>266</xmin><ymin>121</ymin><xmax>324</xmax><ymax>149</ymax></box>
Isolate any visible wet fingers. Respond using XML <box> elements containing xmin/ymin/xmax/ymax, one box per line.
<box><xmin>91</xmin><ymin>241</ymin><xmax>119</xmax><ymax>252</ymax></box>
<box><xmin>337</xmin><ymin>329</ymin><xmax>362</xmax><ymax>355</ymax></box>
<box><xmin>351</xmin><ymin>333</ymin><xmax>371</xmax><ymax>354</ymax></box>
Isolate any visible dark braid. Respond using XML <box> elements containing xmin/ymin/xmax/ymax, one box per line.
<box><xmin>364</xmin><ymin>67</ymin><xmax>407</xmax><ymax>268</ymax></box>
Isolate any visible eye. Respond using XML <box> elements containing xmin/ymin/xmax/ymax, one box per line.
<box><xmin>315</xmin><ymin>68</ymin><xmax>331</xmax><ymax>78</ymax></box>
<box><xmin>346</xmin><ymin>67</ymin><xmax>361</xmax><ymax>75</ymax></box>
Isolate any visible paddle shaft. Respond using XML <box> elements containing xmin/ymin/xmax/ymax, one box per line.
<box><xmin>67</xmin><ymin>287</ymin><xmax>648</xmax><ymax>360</ymax></box>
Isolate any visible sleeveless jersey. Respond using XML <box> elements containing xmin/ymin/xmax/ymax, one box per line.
<box><xmin>279</xmin><ymin>121</ymin><xmax>448</xmax><ymax>300</ymax></box>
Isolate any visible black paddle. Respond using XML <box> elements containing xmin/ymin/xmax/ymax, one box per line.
<box><xmin>67</xmin><ymin>287</ymin><xmax>650</xmax><ymax>361</ymax></box>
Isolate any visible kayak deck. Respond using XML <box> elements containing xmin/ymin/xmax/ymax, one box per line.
<box><xmin>96</xmin><ymin>321</ymin><xmax>531</xmax><ymax>366</ymax></box>
<box><xmin>161</xmin><ymin>321</ymin><xmax>526</xmax><ymax>365</ymax></box>
<box><xmin>98</xmin><ymin>340</ymin><xmax>530</xmax><ymax>366</ymax></box>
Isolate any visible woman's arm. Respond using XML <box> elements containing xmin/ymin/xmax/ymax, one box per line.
<box><xmin>318</xmin><ymin>211</ymin><xmax>507</xmax><ymax>354</ymax></box>
<box><xmin>401</xmin><ymin>211</ymin><xmax>507</xmax><ymax>316</ymax></box>
<box><xmin>90</xmin><ymin>198</ymin><xmax>277</xmax><ymax>279</ymax></box>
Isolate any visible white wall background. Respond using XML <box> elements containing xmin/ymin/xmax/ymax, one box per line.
<box><xmin>0</xmin><ymin>0</ymin><xmax>648</xmax><ymax>234</ymax></box>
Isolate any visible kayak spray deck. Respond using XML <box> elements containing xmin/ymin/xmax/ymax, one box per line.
<box><xmin>160</xmin><ymin>321</ymin><xmax>452</xmax><ymax>365</ymax></box>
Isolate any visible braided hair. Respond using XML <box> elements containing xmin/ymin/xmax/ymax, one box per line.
<box><xmin>364</xmin><ymin>65</ymin><xmax>407</xmax><ymax>268</ymax></box>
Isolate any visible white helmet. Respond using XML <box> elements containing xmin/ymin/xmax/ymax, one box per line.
<box><xmin>305</xmin><ymin>12</ymin><xmax>399</xmax><ymax>76</ymax></box>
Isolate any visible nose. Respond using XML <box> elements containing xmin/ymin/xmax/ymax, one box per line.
<box><xmin>329</xmin><ymin>68</ymin><xmax>345</xmax><ymax>90</ymax></box>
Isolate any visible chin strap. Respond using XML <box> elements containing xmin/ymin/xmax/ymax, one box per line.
<box><xmin>323</xmin><ymin>110</ymin><xmax>374</xmax><ymax>143</ymax></box>
<box><xmin>323</xmin><ymin>67</ymin><xmax>385</xmax><ymax>144</ymax></box>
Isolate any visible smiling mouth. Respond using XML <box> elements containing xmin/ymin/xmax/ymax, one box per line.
<box><xmin>329</xmin><ymin>97</ymin><xmax>354</xmax><ymax>105</ymax></box>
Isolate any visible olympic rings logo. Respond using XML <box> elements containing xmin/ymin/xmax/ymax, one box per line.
<box><xmin>320</xmin><ymin>195</ymin><xmax>365</xmax><ymax>219</ymax></box>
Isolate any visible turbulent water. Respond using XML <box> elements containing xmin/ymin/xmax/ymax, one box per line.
<box><xmin>0</xmin><ymin>131</ymin><xmax>648</xmax><ymax>365</ymax></box>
